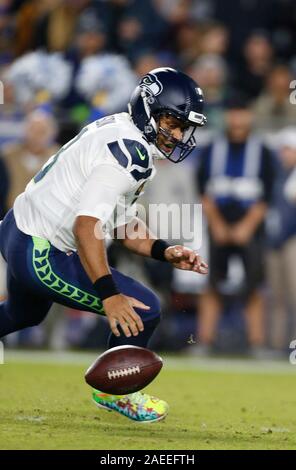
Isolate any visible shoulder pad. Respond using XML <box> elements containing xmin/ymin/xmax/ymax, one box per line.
<box><xmin>123</xmin><ymin>139</ymin><xmax>150</xmax><ymax>169</ymax></box>
<box><xmin>107</xmin><ymin>138</ymin><xmax>152</xmax><ymax>182</ymax></box>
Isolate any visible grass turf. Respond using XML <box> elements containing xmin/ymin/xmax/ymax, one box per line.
<box><xmin>0</xmin><ymin>352</ymin><xmax>296</xmax><ymax>450</ymax></box>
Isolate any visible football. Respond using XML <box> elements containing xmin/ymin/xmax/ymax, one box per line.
<box><xmin>85</xmin><ymin>345</ymin><xmax>163</xmax><ymax>395</ymax></box>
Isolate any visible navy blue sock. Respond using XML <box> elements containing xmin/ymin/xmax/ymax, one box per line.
<box><xmin>108</xmin><ymin>316</ymin><xmax>160</xmax><ymax>349</ymax></box>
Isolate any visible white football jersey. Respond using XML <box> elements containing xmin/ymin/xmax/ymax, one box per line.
<box><xmin>14</xmin><ymin>113</ymin><xmax>157</xmax><ymax>252</ymax></box>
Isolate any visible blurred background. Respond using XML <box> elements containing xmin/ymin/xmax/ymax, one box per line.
<box><xmin>1</xmin><ymin>0</ymin><xmax>296</xmax><ymax>358</ymax></box>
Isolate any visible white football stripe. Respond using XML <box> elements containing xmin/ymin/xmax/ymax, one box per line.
<box><xmin>108</xmin><ymin>365</ymin><xmax>141</xmax><ymax>380</ymax></box>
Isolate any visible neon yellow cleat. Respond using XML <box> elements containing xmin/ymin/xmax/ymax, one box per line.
<box><xmin>92</xmin><ymin>390</ymin><xmax>169</xmax><ymax>423</ymax></box>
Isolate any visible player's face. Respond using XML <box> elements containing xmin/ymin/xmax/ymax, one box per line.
<box><xmin>156</xmin><ymin>114</ymin><xmax>190</xmax><ymax>155</ymax></box>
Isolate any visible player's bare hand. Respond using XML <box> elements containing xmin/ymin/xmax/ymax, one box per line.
<box><xmin>164</xmin><ymin>245</ymin><xmax>208</xmax><ymax>274</ymax></box>
<box><xmin>102</xmin><ymin>294</ymin><xmax>147</xmax><ymax>338</ymax></box>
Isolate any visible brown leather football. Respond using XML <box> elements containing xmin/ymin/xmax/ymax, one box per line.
<box><xmin>85</xmin><ymin>345</ymin><xmax>163</xmax><ymax>395</ymax></box>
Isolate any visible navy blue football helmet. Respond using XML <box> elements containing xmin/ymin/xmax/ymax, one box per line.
<box><xmin>128</xmin><ymin>67</ymin><xmax>207</xmax><ymax>163</ymax></box>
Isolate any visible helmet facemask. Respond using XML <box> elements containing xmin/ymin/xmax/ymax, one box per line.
<box><xmin>155</xmin><ymin>115</ymin><xmax>197</xmax><ymax>163</ymax></box>
<box><xmin>149</xmin><ymin>110</ymin><xmax>204</xmax><ymax>163</ymax></box>
<box><xmin>139</xmin><ymin>91</ymin><xmax>205</xmax><ymax>163</ymax></box>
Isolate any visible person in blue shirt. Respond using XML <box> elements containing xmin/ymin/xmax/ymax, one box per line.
<box><xmin>196</xmin><ymin>93</ymin><xmax>274</xmax><ymax>355</ymax></box>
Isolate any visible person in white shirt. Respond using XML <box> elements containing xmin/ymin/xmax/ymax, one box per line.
<box><xmin>0</xmin><ymin>67</ymin><xmax>207</xmax><ymax>422</ymax></box>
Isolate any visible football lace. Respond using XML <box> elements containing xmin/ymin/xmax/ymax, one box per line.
<box><xmin>107</xmin><ymin>366</ymin><xmax>141</xmax><ymax>380</ymax></box>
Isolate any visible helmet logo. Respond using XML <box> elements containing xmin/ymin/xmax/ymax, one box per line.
<box><xmin>140</xmin><ymin>73</ymin><xmax>163</xmax><ymax>97</ymax></box>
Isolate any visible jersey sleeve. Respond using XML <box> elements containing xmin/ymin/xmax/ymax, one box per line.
<box><xmin>76</xmin><ymin>164</ymin><xmax>136</xmax><ymax>223</ymax></box>
<box><xmin>106</xmin><ymin>138</ymin><xmax>153</xmax><ymax>182</ymax></box>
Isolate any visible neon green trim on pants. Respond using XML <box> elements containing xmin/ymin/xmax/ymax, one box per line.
<box><xmin>32</xmin><ymin>236</ymin><xmax>104</xmax><ymax>314</ymax></box>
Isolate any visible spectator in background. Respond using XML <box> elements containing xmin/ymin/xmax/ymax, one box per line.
<box><xmin>75</xmin><ymin>51</ymin><xmax>136</xmax><ymax>120</ymax></box>
<box><xmin>189</xmin><ymin>54</ymin><xmax>228</xmax><ymax>131</ymax></box>
<box><xmin>232</xmin><ymin>32</ymin><xmax>274</xmax><ymax>100</ymax></box>
<box><xmin>42</xmin><ymin>0</ymin><xmax>93</xmax><ymax>53</ymax></box>
<box><xmin>155</xmin><ymin>0</ymin><xmax>190</xmax><ymax>25</ymax></box>
<box><xmin>133</xmin><ymin>52</ymin><xmax>167</xmax><ymax>78</ymax></box>
<box><xmin>114</xmin><ymin>0</ymin><xmax>168</xmax><ymax>61</ymax></box>
<box><xmin>59</xmin><ymin>7</ymin><xmax>109</xmax><ymax>117</ymax></box>
<box><xmin>199</xmin><ymin>22</ymin><xmax>229</xmax><ymax>58</ymax></box>
<box><xmin>1</xmin><ymin>110</ymin><xmax>58</xmax><ymax>208</ymax></box>
<box><xmin>212</xmin><ymin>0</ymin><xmax>275</xmax><ymax>64</ymax></box>
<box><xmin>252</xmin><ymin>64</ymin><xmax>296</xmax><ymax>133</ymax></box>
<box><xmin>172</xmin><ymin>21</ymin><xmax>229</xmax><ymax>70</ymax></box>
<box><xmin>60</xmin><ymin>7</ymin><xmax>137</xmax><ymax>121</ymax></box>
<box><xmin>189</xmin><ymin>0</ymin><xmax>215</xmax><ymax>23</ymax></box>
<box><xmin>74</xmin><ymin>14</ymin><xmax>137</xmax><ymax>120</ymax></box>
<box><xmin>5</xmin><ymin>49</ymin><xmax>72</xmax><ymax>109</ymax></box>
<box><xmin>13</xmin><ymin>0</ymin><xmax>92</xmax><ymax>55</ymax></box>
<box><xmin>195</xmin><ymin>94</ymin><xmax>274</xmax><ymax>356</ymax></box>
<box><xmin>265</xmin><ymin>128</ymin><xmax>296</xmax><ymax>351</ymax></box>
<box><xmin>94</xmin><ymin>0</ymin><xmax>168</xmax><ymax>60</ymax></box>
<box><xmin>172</xmin><ymin>21</ymin><xmax>202</xmax><ymax>69</ymax></box>
<box><xmin>0</xmin><ymin>69</ymin><xmax>25</xmax><ymax>150</ymax></box>
<box><xmin>71</xmin><ymin>7</ymin><xmax>107</xmax><ymax>59</ymax></box>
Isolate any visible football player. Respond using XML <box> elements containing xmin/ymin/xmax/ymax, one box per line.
<box><xmin>0</xmin><ymin>68</ymin><xmax>208</xmax><ymax>422</ymax></box>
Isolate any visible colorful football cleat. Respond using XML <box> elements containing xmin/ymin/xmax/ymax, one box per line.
<box><xmin>92</xmin><ymin>390</ymin><xmax>169</xmax><ymax>423</ymax></box>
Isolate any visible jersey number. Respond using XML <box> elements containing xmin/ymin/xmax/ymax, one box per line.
<box><xmin>33</xmin><ymin>127</ymin><xmax>88</xmax><ymax>183</ymax></box>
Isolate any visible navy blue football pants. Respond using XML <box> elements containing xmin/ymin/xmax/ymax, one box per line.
<box><xmin>0</xmin><ymin>210</ymin><xmax>161</xmax><ymax>347</ymax></box>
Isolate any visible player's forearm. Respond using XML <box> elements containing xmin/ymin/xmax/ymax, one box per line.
<box><xmin>74</xmin><ymin>215</ymin><xmax>111</xmax><ymax>282</ymax></box>
<box><xmin>119</xmin><ymin>218</ymin><xmax>158</xmax><ymax>257</ymax></box>
<box><xmin>123</xmin><ymin>236</ymin><xmax>157</xmax><ymax>257</ymax></box>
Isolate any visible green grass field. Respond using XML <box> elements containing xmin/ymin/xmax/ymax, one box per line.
<box><xmin>0</xmin><ymin>351</ymin><xmax>296</xmax><ymax>450</ymax></box>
